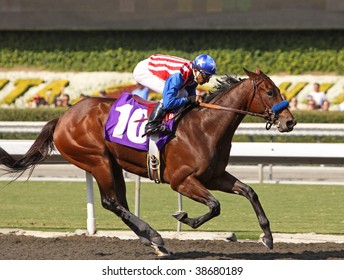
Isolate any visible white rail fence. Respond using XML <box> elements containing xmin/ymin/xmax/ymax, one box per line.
<box><xmin>1</xmin><ymin>122</ymin><xmax>344</xmax><ymax>234</ymax></box>
<box><xmin>236</xmin><ymin>123</ymin><xmax>344</xmax><ymax>138</ymax></box>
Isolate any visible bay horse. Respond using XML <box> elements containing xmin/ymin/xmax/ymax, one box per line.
<box><xmin>0</xmin><ymin>68</ymin><xmax>296</xmax><ymax>257</ymax></box>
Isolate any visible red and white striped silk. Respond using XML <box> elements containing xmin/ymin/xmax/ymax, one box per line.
<box><xmin>148</xmin><ymin>54</ymin><xmax>193</xmax><ymax>81</ymax></box>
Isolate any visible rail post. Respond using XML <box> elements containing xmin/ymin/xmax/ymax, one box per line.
<box><xmin>86</xmin><ymin>171</ymin><xmax>96</xmax><ymax>235</ymax></box>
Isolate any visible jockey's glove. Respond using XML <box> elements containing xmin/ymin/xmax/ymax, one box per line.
<box><xmin>186</xmin><ymin>95</ymin><xmax>199</xmax><ymax>105</ymax></box>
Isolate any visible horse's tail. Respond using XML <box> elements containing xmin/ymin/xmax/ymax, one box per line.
<box><xmin>0</xmin><ymin>118</ymin><xmax>59</xmax><ymax>179</ymax></box>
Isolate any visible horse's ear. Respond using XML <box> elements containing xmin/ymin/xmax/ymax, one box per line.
<box><xmin>243</xmin><ymin>67</ymin><xmax>257</xmax><ymax>79</ymax></box>
<box><xmin>255</xmin><ymin>67</ymin><xmax>262</xmax><ymax>74</ymax></box>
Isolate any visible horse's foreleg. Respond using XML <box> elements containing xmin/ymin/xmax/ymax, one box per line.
<box><xmin>208</xmin><ymin>172</ymin><xmax>273</xmax><ymax>249</ymax></box>
<box><xmin>171</xmin><ymin>176</ymin><xmax>221</xmax><ymax>229</ymax></box>
<box><xmin>233</xmin><ymin>180</ymin><xmax>273</xmax><ymax>249</ymax></box>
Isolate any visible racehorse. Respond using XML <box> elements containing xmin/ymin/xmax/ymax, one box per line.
<box><xmin>0</xmin><ymin>68</ymin><xmax>296</xmax><ymax>257</ymax></box>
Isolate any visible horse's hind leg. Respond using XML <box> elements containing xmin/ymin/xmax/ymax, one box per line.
<box><xmin>207</xmin><ymin>172</ymin><xmax>273</xmax><ymax>249</ymax></box>
<box><xmin>93</xmin><ymin>159</ymin><xmax>170</xmax><ymax>257</ymax></box>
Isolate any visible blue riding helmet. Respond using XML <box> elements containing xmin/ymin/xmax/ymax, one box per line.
<box><xmin>193</xmin><ymin>54</ymin><xmax>216</xmax><ymax>75</ymax></box>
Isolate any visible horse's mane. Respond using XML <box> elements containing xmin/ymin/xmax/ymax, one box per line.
<box><xmin>204</xmin><ymin>75</ymin><xmax>245</xmax><ymax>103</ymax></box>
<box><xmin>176</xmin><ymin>75</ymin><xmax>245</xmax><ymax>119</ymax></box>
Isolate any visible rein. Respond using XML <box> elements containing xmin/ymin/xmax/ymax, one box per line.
<box><xmin>199</xmin><ymin>77</ymin><xmax>286</xmax><ymax>130</ymax></box>
<box><xmin>199</xmin><ymin>102</ymin><xmax>267</xmax><ymax>119</ymax></box>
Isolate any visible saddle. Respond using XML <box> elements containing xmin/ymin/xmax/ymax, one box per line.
<box><xmin>133</xmin><ymin>94</ymin><xmax>175</xmax><ymax>123</ymax></box>
<box><xmin>132</xmin><ymin>95</ymin><xmax>156</xmax><ymax>116</ymax></box>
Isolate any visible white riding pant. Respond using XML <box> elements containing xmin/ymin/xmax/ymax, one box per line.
<box><xmin>133</xmin><ymin>59</ymin><xmax>188</xmax><ymax>100</ymax></box>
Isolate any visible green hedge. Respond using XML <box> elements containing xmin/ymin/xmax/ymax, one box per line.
<box><xmin>0</xmin><ymin>30</ymin><xmax>343</xmax><ymax>75</ymax></box>
<box><xmin>0</xmin><ymin>108</ymin><xmax>67</xmax><ymax>121</ymax></box>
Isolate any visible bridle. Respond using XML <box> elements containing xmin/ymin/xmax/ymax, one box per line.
<box><xmin>248</xmin><ymin>76</ymin><xmax>279</xmax><ymax>130</ymax></box>
<box><xmin>199</xmin><ymin>75</ymin><xmax>287</xmax><ymax>130</ymax></box>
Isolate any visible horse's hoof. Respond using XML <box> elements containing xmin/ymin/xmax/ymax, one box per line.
<box><xmin>172</xmin><ymin>211</ymin><xmax>187</xmax><ymax>221</ymax></box>
<box><xmin>226</xmin><ymin>232</ymin><xmax>237</xmax><ymax>242</ymax></box>
<box><xmin>151</xmin><ymin>243</ymin><xmax>171</xmax><ymax>258</ymax></box>
<box><xmin>260</xmin><ymin>235</ymin><xmax>273</xmax><ymax>250</ymax></box>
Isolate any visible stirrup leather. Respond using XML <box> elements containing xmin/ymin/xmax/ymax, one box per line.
<box><xmin>147</xmin><ymin>134</ymin><xmax>162</xmax><ymax>184</ymax></box>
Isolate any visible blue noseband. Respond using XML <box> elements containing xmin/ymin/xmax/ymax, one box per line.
<box><xmin>272</xmin><ymin>100</ymin><xmax>289</xmax><ymax>114</ymax></box>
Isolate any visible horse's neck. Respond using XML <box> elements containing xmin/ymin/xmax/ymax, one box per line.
<box><xmin>177</xmin><ymin>81</ymin><xmax>250</xmax><ymax>155</ymax></box>
<box><xmin>206</xmin><ymin>82</ymin><xmax>250</xmax><ymax>141</ymax></box>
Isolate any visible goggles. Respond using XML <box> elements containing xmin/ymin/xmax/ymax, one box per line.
<box><xmin>200</xmin><ymin>72</ymin><xmax>212</xmax><ymax>80</ymax></box>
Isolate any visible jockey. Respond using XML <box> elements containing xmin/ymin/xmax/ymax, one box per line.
<box><xmin>133</xmin><ymin>53</ymin><xmax>216</xmax><ymax>136</ymax></box>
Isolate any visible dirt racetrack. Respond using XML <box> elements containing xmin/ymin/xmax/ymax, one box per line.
<box><xmin>1</xmin><ymin>234</ymin><xmax>344</xmax><ymax>260</ymax></box>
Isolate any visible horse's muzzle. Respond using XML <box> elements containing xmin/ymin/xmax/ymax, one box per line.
<box><xmin>286</xmin><ymin>119</ymin><xmax>297</xmax><ymax>131</ymax></box>
<box><xmin>278</xmin><ymin>119</ymin><xmax>297</xmax><ymax>132</ymax></box>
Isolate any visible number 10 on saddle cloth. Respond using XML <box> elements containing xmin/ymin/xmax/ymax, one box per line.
<box><xmin>104</xmin><ymin>92</ymin><xmax>173</xmax><ymax>152</ymax></box>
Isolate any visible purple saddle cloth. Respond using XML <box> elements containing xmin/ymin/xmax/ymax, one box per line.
<box><xmin>104</xmin><ymin>92</ymin><xmax>173</xmax><ymax>151</ymax></box>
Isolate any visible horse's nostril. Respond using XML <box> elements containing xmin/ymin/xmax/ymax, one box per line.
<box><xmin>287</xmin><ymin>119</ymin><xmax>297</xmax><ymax>130</ymax></box>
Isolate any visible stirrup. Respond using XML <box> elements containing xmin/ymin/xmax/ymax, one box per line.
<box><xmin>143</xmin><ymin>124</ymin><xmax>171</xmax><ymax>137</ymax></box>
<box><xmin>142</xmin><ymin>126</ymin><xmax>159</xmax><ymax>137</ymax></box>
<box><xmin>158</xmin><ymin>127</ymin><xmax>172</xmax><ymax>136</ymax></box>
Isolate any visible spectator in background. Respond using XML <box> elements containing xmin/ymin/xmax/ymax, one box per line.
<box><xmin>306</xmin><ymin>83</ymin><xmax>327</xmax><ymax>109</ymax></box>
<box><xmin>29</xmin><ymin>94</ymin><xmax>48</xmax><ymax>108</ymax></box>
<box><xmin>321</xmin><ymin>100</ymin><xmax>330</xmax><ymax>111</ymax></box>
<box><xmin>53</xmin><ymin>96</ymin><xmax>63</xmax><ymax>107</ymax></box>
<box><xmin>132</xmin><ymin>83</ymin><xmax>150</xmax><ymax>100</ymax></box>
<box><xmin>306</xmin><ymin>99</ymin><xmax>316</xmax><ymax>111</ymax></box>
<box><xmin>61</xmin><ymin>93</ymin><xmax>72</xmax><ymax>107</ymax></box>
<box><xmin>289</xmin><ymin>96</ymin><xmax>299</xmax><ymax>110</ymax></box>
<box><xmin>33</xmin><ymin>95</ymin><xmax>42</xmax><ymax>107</ymax></box>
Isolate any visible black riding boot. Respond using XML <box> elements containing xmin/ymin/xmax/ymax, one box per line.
<box><xmin>145</xmin><ymin>102</ymin><xmax>171</xmax><ymax>136</ymax></box>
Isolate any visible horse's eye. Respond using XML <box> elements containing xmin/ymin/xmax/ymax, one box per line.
<box><xmin>267</xmin><ymin>90</ymin><xmax>275</xmax><ymax>97</ymax></box>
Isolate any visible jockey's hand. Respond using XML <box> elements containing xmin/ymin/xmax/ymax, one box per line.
<box><xmin>196</xmin><ymin>93</ymin><xmax>206</xmax><ymax>103</ymax></box>
<box><xmin>186</xmin><ymin>95</ymin><xmax>202</xmax><ymax>105</ymax></box>
<box><xmin>186</xmin><ymin>95</ymin><xmax>197</xmax><ymax>105</ymax></box>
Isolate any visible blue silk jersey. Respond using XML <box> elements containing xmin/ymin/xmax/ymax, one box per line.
<box><xmin>162</xmin><ymin>73</ymin><xmax>197</xmax><ymax>110</ymax></box>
